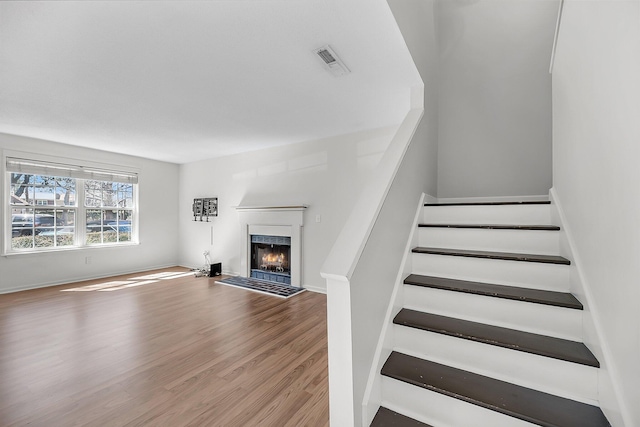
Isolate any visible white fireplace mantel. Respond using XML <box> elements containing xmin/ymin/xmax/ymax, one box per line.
<box><xmin>235</xmin><ymin>205</ymin><xmax>307</xmax><ymax>287</ymax></box>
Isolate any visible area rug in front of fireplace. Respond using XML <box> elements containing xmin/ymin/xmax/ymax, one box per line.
<box><xmin>215</xmin><ymin>276</ymin><xmax>306</xmax><ymax>298</ymax></box>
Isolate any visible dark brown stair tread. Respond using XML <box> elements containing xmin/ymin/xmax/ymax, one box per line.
<box><xmin>419</xmin><ymin>223</ymin><xmax>560</xmax><ymax>231</ymax></box>
<box><xmin>412</xmin><ymin>247</ymin><xmax>570</xmax><ymax>265</ymax></box>
<box><xmin>425</xmin><ymin>201</ymin><xmax>550</xmax><ymax>206</ymax></box>
<box><xmin>381</xmin><ymin>352</ymin><xmax>610</xmax><ymax>427</ymax></box>
<box><xmin>394</xmin><ymin>309</ymin><xmax>598</xmax><ymax>367</ymax></box>
<box><xmin>404</xmin><ymin>274</ymin><xmax>582</xmax><ymax>309</ymax></box>
<box><xmin>370</xmin><ymin>407</ymin><xmax>433</xmax><ymax>427</ymax></box>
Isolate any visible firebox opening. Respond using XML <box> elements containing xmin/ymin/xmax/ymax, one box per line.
<box><xmin>250</xmin><ymin>235</ymin><xmax>291</xmax><ymax>284</ymax></box>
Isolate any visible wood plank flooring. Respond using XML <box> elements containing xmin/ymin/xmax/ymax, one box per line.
<box><xmin>0</xmin><ymin>267</ymin><xmax>328</xmax><ymax>427</ymax></box>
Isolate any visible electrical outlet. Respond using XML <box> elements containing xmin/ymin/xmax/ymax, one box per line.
<box><xmin>85</xmin><ymin>256</ymin><xmax>92</xmax><ymax>265</ymax></box>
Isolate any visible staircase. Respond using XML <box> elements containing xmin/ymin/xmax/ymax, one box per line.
<box><xmin>370</xmin><ymin>201</ymin><xmax>610</xmax><ymax>427</ymax></box>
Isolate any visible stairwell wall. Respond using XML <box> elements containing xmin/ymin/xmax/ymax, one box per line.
<box><xmin>387</xmin><ymin>0</ymin><xmax>439</xmax><ymax>198</ymax></box>
<box><xmin>435</xmin><ymin>0</ymin><xmax>557</xmax><ymax>199</ymax></box>
<box><xmin>551</xmin><ymin>1</ymin><xmax>640</xmax><ymax>425</ymax></box>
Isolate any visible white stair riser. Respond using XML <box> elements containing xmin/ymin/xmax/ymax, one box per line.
<box><xmin>412</xmin><ymin>253</ymin><xmax>570</xmax><ymax>291</ymax></box>
<box><xmin>403</xmin><ymin>285</ymin><xmax>582</xmax><ymax>340</ymax></box>
<box><xmin>418</xmin><ymin>227</ymin><xmax>560</xmax><ymax>255</ymax></box>
<box><xmin>424</xmin><ymin>204</ymin><xmax>552</xmax><ymax>225</ymax></box>
<box><xmin>381</xmin><ymin>376</ymin><xmax>538</xmax><ymax>427</ymax></box>
<box><xmin>393</xmin><ymin>325</ymin><xmax>598</xmax><ymax>403</ymax></box>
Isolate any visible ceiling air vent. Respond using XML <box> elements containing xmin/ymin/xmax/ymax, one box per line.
<box><xmin>314</xmin><ymin>45</ymin><xmax>350</xmax><ymax>77</ymax></box>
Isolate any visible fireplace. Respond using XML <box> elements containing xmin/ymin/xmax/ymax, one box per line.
<box><xmin>235</xmin><ymin>205</ymin><xmax>306</xmax><ymax>287</ymax></box>
<box><xmin>250</xmin><ymin>235</ymin><xmax>291</xmax><ymax>284</ymax></box>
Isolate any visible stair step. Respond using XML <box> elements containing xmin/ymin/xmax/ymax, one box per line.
<box><xmin>394</xmin><ymin>309</ymin><xmax>598</xmax><ymax>367</ymax></box>
<box><xmin>371</xmin><ymin>407</ymin><xmax>433</xmax><ymax>427</ymax></box>
<box><xmin>404</xmin><ymin>274</ymin><xmax>582</xmax><ymax>309</ymax></box>
<box><xmin>419</xmin><ymin>223</ymin><xmax>559</xmax><ymax>231</ymax></box>
<box><xmin>418</xmin><ymin>227</ymin><xmax>560</xmax><ymax>255</ymax></box>
<box><xmin>425</xmin><ymin>201</ymin><xmax>550</xmax><ymax>207</ymax></box>
<box><xmin>412</xmin><ymin>247</ymin><xmax>570</xmax><ymax>265</ymax></box>
<box><xmin>424</xmin><ymin>203</ymin><xmax>551</xmax><ymax>226</ymax></box>
<box><xmin>393</xmin><ymin>324</ymin><xmax>598</xmax><ymax>402</ymax></box>
<box><xmin>381</xmin><ymin>352</ymin><xmax>610</xmax><ymax>427</ymax></box>
<box><xmin>412</xmin><ymin>253</ymin><xmax>570</xmax><ymax>291</ymax></box>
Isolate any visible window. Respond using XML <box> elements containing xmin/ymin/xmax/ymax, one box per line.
<box><xmin>84</xmin><ymin>180</ymin><xmax>134</xmax><ymax>245</ymax></box>
<box><xmin>6</xmin><ymin>157</ymin><xmax>138</xmax><ymax>253</ymax></box>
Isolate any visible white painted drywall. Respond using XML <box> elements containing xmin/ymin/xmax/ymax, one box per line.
<box><xmin>387</xmin><ymin>0</ymin><xmax>439</xmax><ymax>197</ymax></box>
<box><xmin>552</xmin><ymin>1</ymin><xmax>640</xmax><ymax>425</ymax></box>
<box><xmin>553</xmin><ymin>1</ymin><xmax>640</xmax><ymax>425</ymax></box>
<box><xmin>0</xmin><ymin>133</ymin><xmax>180</xmax><ymax>293</ymax></box>
<box><xmin>177</xmin><ymin>126</ymin><xmax>398</xmax><ymax>293</ymax></box>
<box><xmin>436</xmin><ymin>0</ymin><xmax>557</xmax><ymax>198</ymax></box>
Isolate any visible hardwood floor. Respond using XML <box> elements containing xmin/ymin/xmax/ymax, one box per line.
<box><xmin>0</xmin><ymin>267</ymin><xmax>329</xmax><ymax>427</ymax></box>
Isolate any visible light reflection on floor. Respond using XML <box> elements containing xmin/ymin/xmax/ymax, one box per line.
<box><xmin>61</xmin><ymin>271</ymin><xmax>195</xmax><ymax>292</ymax></box>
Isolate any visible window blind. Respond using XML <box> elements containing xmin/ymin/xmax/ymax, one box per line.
<box><xmin>6</xmin><ymin>157</ymin><xmax>138</xmax><ymax>184</ymax></box>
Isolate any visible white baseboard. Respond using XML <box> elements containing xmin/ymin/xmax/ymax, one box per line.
<box><xmin>424</xmin><ymin>193</ymin><xmax>438</xmax><ymax>204</ymax></box>
<box><xmin>0</xmin><ymin>263</ymin><xmax>181</xmax><ymax>294</ymax></box>
<box><xmin>435</xmin><ymin>194</ymin><xmax>549</xmax><ymax>204</ymax></box>
<box><xmin>304</xmin><ymin>285</ymin><xmax>327</xmax><ymax>294</ymax></box>
<box><xmin>219</xmin><ymin>269</ymin><xmax>242</xmax><ymax>277</ymax></box>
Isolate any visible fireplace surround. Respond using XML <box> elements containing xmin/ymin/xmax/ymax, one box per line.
<box><xmin>235</xmin><ymin>205</ymin><xmax>306</xmax><ymax>287</ymax></box>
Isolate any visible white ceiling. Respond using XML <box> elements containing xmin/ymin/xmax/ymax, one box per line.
<box><xmin>0</xmin><ymin>0</ymin><xmax>421</xmax><ymax>164</ymax></box>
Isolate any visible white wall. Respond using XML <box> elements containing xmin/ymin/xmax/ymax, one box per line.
<box><xmin>436</xmin><ymin>0</ymin><xmax>557</xmax><ymax>198</ymax></box>
<box><xmin>387</xmin><ymin>0</ymin><xmax>439</xmax><ymax>197</ymax></box>
<box><xmin>0</xmin><ymin>133</ymin><xmax>180</xmax><ymax>293</ymax></box>
<box><xmin>177</xmin><ymin>126</ymin><xmax>398</xmax><ymax>292</ymax></box>
<box><xmin>552</xmin><ymin>1</ymin><xmax>640</xmax><ymax>425</ymax></box>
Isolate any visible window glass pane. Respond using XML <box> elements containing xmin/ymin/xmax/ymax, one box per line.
<box><xmin>35</xmin><ymin>234</ymin><xmax>54</xmax><ymax>248</ymax></box>
<box><xmin>102</xmin><ymin>209</ymin><xmax>118</xmax><ymax>243</ymax></box>
<box><xmin>52</xmin><ymin>210</ymin><xmax>75</xmax><ymax>247</ymax></box>
<box><xmin>10</xmin><ymin>174</ymin><xmax>34</xmax><ymax>205</ymax></box>
<box><xmin>54</xmin><ymin>178</ymin><xmax>76</xmax><ymax>207</ymax></box>
<box><xmin>101</xmin><ymin>182</ymin><xmax>118</xmax><ymax>207</ymax></box>
<box><xmin>85</xmin><ymin>180</ymin><xmax>103</xmax><ymax>207</ymax></box>
<box><xmin>34</xmin><ymin>176</ymin><xmax>55</xmax><ymax>206</ymax></box>
<box><xmin>11</xmin><ymin>208</ymin><xmax>34</xmax><ymax>249</ymax></box>
<box><xmin>84</xmin><ymin>181</ymin><xmax>131</xmax><ymax>208</ymax></box>
<box><xmin>86</xmin><ymin>209</ymin><xmax>104</xmax><ymax>244</ymax></box>
<box><xmin>113</xmin><ymin>210</ymin><xmax>132</xmax><ymax>242</ymax></box>
<box><xmin>33</xmin><ymin>209</ymin><xmax>56</xmax><ymax>249</ymax></box>
<box><xmin>30</xmin><ymin>209</ymin><xmax>77</xmax><ymax>248</ymax></box>
<box><xmin>57</xmin><ymin>209</ymin><xmax>75</xmax><ymax>226</ymax></box>
<box><xmin>11</xmin><ymin>186</ymin><xmax>35</xmax><ymax>204</ymax></box>
<box><xmin>116</xmin><ymin>183</ymin><xmax>134</xmax><ymax>208</ymax></box>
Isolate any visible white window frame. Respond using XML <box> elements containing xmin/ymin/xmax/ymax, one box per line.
<box><xmin>4</xmin><ymin>154</ymin><xmax>139</xmax><ymax>255</ymax></box>
<box><xmin>83</xmin><ymin>179</ymin><xmax>136</xmax><ymax>246</ymax></box>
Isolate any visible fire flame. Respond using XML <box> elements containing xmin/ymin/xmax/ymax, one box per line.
<box><xmin>262</xmin><ymin>253</ymin><xmax>285</xmax><ymax>264</ymax></box>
